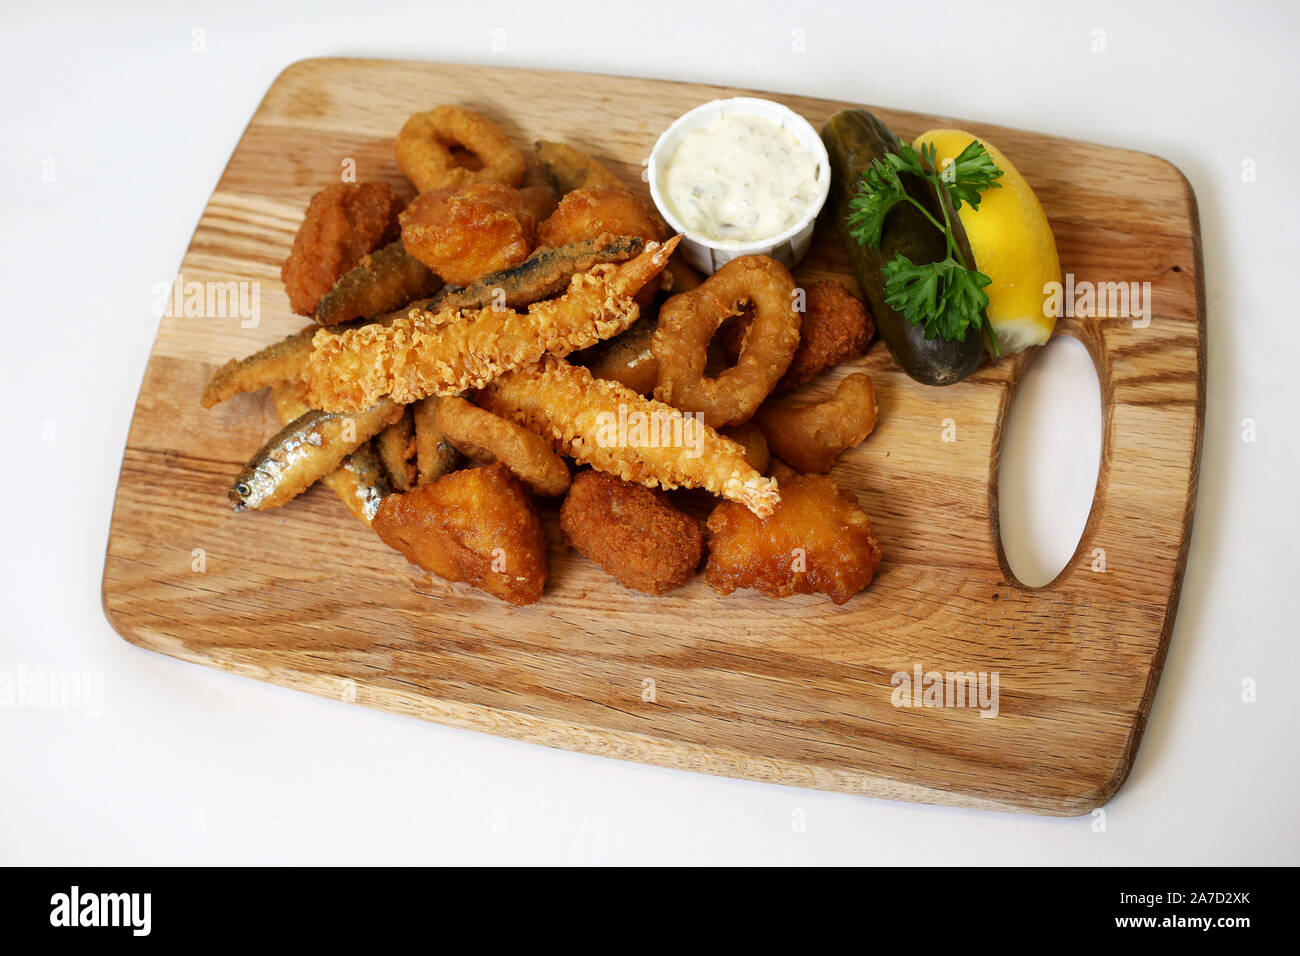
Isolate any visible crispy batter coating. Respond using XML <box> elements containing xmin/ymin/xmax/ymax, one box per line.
<box><xmin>753</xmin><ymin>373</ymin><xmax>878</xmax><ymax>473</ymax></box>
<box><xmin>399</xmin><ymin>182</ymin><xmax>538</xmax><ymax>286</ymax></box>
<box><xmin>478</xmin><ymin>355</ymin><xmax>780</xmax><ymax>516</ymax></box>
<box><xmin>721</xmin><ymin>279</ymin><xmax>875</xmax><ymax>391</ymax></box>
<box><xmin>305</xmin><ymin>238</ymin><xmax>678</xmax><ymax>412</ymax></box>
<box><xmin>538</xmin><ymin>186</ymin><xmax>666</xmax><ymax>248</ymax></box>
<box><xmin>436</xmin><ymin>396</ymin><xmax>570</xmax><ymax>496</ymax></box>
<box><xmin>560</xmin><ymin>470</ymin><xmax>703</xmax><ymax>594</ymax></box>
<box><xmin>281</xmin><ymin>182</ymin><xmax>404</xmax><ymax>316</ymax></box>
<box><xmin>705</xmin><ymin>467</ymin><xmax>882</xmax><ymax>604</ymax></box>
<box><xmin>373</xmin><ymin>463</ymin><xmax>547</xmax><ymax>606</ymax></box>
<box><xmin>652</xmin><ymin>255</ymin><xmax>801</xmax><ymax>428</ymax></box>
<box><xmin>395</xmin><ymin>106</ymin><xmax>525</xmax><ymax>192</ymax></box>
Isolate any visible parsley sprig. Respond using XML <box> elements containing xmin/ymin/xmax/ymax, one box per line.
<box><xmin>847</xmin><ymin>140</ymin><xmax>1003</xmax><ymax>354</ymax></box>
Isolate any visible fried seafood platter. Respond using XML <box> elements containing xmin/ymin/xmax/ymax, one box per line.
<box><xmin>103</xmin><ymin>60</ymin><xmax>1204</xmax><ymax>814</ymax></box>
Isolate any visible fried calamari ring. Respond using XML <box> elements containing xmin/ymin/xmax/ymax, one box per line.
<box><xmin>435</xmin><ymin>396</ymin><xmax>571</xmax><ymax>496</ymax></box>
<box><xmin>651</xmin><ymin>255</ymin><xmax>800</xmax><ymax>428</ymax></box>
<box><xmin>395</xmin><ymin>106</ymin><xmax>526</xmax><ymax>192</ymax></box>
<box><xmin>753</xmin><ymin>373</ymin><xmax>878</xmax><ymax>474</ymax></box>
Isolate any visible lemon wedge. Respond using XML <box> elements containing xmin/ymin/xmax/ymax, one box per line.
<box><xmin>914</xmin><ymin>129</ymin><xmax>1062</xmax><ymax>354</ymax></box>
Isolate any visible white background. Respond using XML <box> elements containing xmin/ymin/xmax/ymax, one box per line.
<box><xmin>2</xmin><ymin>0</ymin><xmax>1296</xmax><ymax>865</ymax></box>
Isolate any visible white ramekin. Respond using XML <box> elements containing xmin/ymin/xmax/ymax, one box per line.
<box><xmin>647</xmin><ymin>97</ymin><xmax>831</xmax><ymax>275</ymax></box>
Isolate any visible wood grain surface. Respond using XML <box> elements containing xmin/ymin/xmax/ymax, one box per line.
<box><xmin>101</xmin><ymin>58</ymin><xmax>1205</xmax><ymax>815</ymax></box>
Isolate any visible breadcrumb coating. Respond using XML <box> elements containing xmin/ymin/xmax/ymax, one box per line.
<box><xmin>479</xmin><ymin>355</ymin><xmax>780</xmax><ymax>516</ymax></box>
<box><xmin>305</xmin><ymin>239</ymin><xmax>678</xmax><ymax>412</ymax></box>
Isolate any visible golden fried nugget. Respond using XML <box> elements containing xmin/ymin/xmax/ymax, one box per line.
<box><xmin>705</xmin><ymin>467</ymin><xmax>882</xmax><ymax>604</ymax></box>
<box><xmin>281</xmin><ymin>182</ymin><xmax>405</xmax><ymax>316</ymax></box>
<box><xmin>399</xmin><ymin>181</ymin><xmax>538</xmax><ymax>286</ymax></box>
<box><xmin>373</xmin><ymin>463</ymin><xmax>547</xmax><ymax>606</ymax></box>
<box><xmin>560</xmin><ymin>470</ymin><xmax>703</xmax><ymax>594</ymax></box>
<box><xmin>577</xmin><ymin>314</ymin><xmax>660</xmax><ymax>396</ymax></box>
<box><xmin>538</xmin><ymin>186</ymin><xmax>666</xmax><ymax>248</ymax></box>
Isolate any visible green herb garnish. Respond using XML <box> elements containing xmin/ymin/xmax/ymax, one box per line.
<box><xmin>847</xmin><ymin>139</ymin><xmax>1003</xmax><ymax>353</ymax></box>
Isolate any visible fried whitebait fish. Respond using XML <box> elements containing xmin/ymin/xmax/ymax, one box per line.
<box><xmin>305</xmin><ymin>236</ymin><xmax>679</xmax><ymax>413</ymax></box>
<box><xmin>314</xmin><ymin>240</ymin><xmax>442</xmax><ymax>327</ymax></box>
<box><xmin>412</xmin><ymin>396</ymin><xmax>460</xmax><ymax>485</ymax></box>
<box><xmin>229</xmin><ymin>397</ymin><xmax>402</xmax><ymax>511</ymax></box>
<box><xmin>269</xmin><ymin>381</ymin><xmax>392</xmax><ymax>524</ymax></box>
<box><xmin>535</xmin><ymin>140</ymin><xmax>625</xmax><ymax>194</ymax></box>
<box><xmin>201</xmin><ymin>326</ymin><xmax>315</xmax><ymax>409</ymax></box>
<box><xmin>427</xmin><ymin>233</ymin><xmax>644</xmax><ymax>313</ymax></box>
<box><xmin>478</xmin><ymin>355</ymin><xmax>779</xmax><ymax>517</ymax></box>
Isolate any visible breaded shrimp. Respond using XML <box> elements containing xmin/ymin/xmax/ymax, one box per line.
<box><xmin>305</xmin><ymin>237</ymin><xmax>679</xmax><ymax>412</ymax></box>
<box><xmin>478</xmin><ymin>355</ymin><xmax>780</xmax><ymax>516</ymax></box>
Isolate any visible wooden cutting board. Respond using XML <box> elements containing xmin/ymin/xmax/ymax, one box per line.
<box><xmin>101</xmin><ymin>58</ymin><xmax>1204</xmax><ymax>815</ymax></box>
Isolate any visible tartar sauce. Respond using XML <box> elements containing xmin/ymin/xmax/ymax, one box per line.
<box><xmin>660</xmin><ymin>113</ymin><xmax>820</xmax><ymax>243</ymax></box>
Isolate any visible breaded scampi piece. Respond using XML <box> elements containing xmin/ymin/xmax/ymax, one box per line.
<box><xmin>305</xmin><ymin>237</ymin><xmax>680</xmax><ymax>412</ymax></box>
<box><xmin>373</xmin><ymin>463</ymin><xmax>547</xmax><ymax>606</ymax></box>
<box><xmin>560</xmin><ymin>470</ymin><xmax>703</xmax><ymax>595</ymax></box>
<box><xmin>538</xmin><ymin>186</ymin><xmax>666</xmax><ymax>248</ymax></box>
<box><xmin>705</xmin><ymin>463</ymin><xmax>882</xmax><ymax>605</ymax></box>
<box><xmin>478</xmin><ymin>355</ymin><xmax>780</xmax><ymax>517</ymax></box>
<box><xmin>399</xmin><ymin>181</ymin><xmax>539</xmax><ymax>286</ymax></box>
<box><xmin>576</xmin><ymin>313</ymin><xmax>659</xmax><ymax>396</ymax></box>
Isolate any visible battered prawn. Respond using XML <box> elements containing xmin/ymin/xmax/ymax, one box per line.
<box><xmin>305</xmin><ymin>237</ymin><xmax>679</xmax><ymax>412</ymax></box>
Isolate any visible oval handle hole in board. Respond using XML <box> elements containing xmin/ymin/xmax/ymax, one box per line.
<box><xmin>997</xmin><ymin>335</ymin><xmax>1103</xmax><ymax>588</ymax></box>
